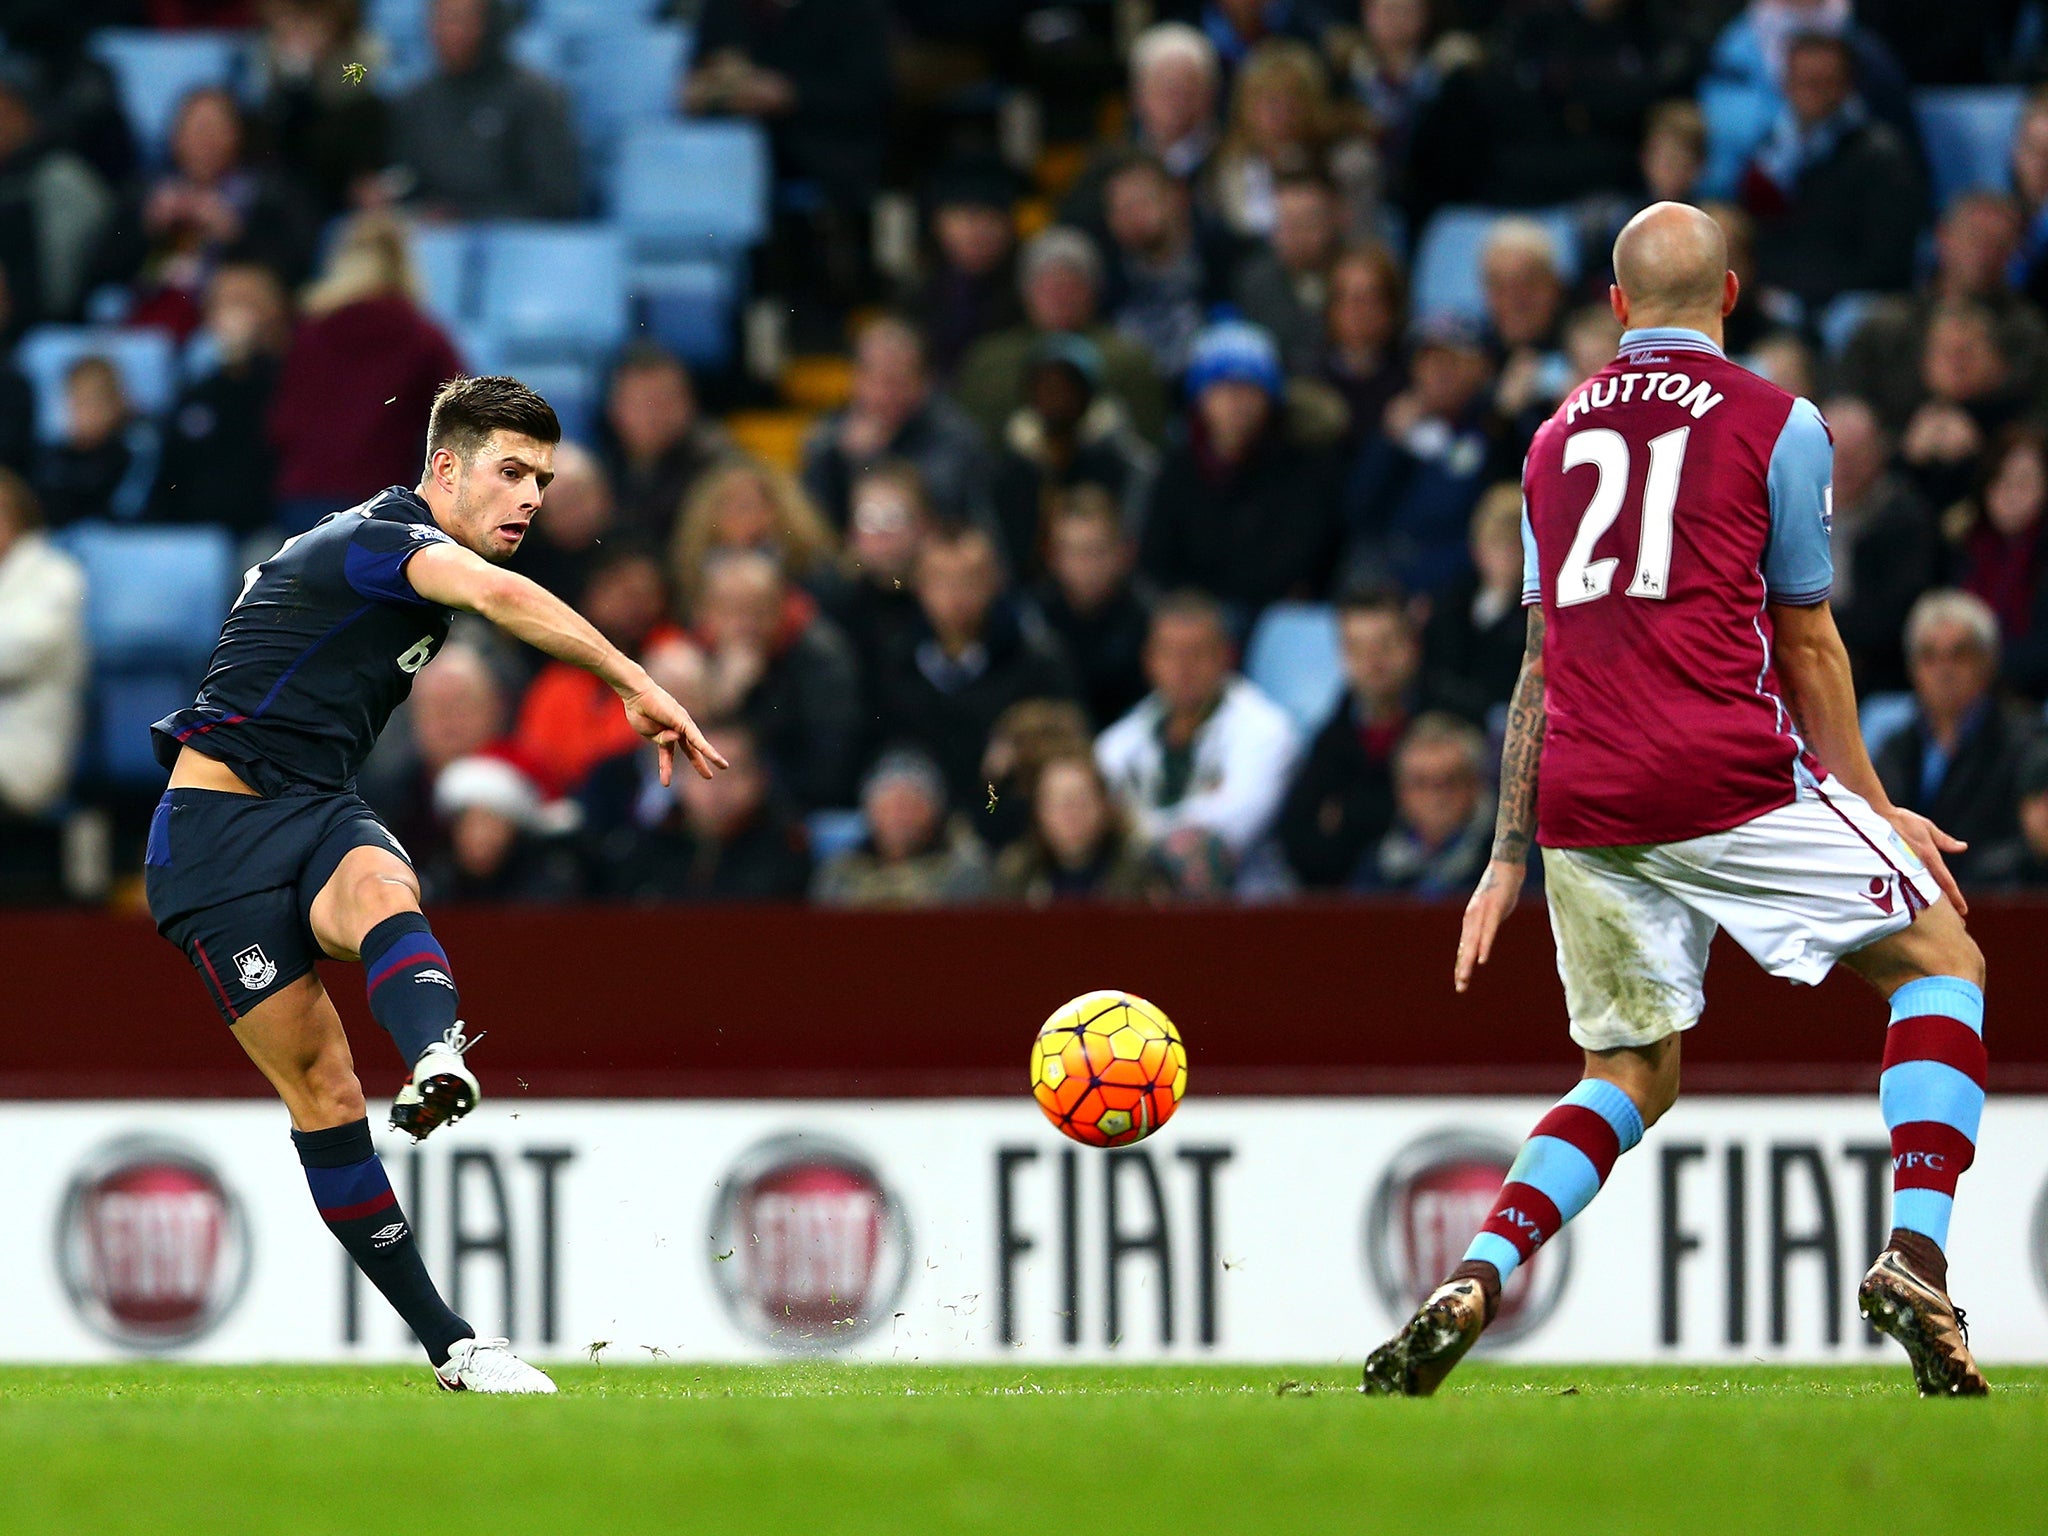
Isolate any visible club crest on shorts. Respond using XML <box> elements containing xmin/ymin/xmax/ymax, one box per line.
<box><xmin>232</xmin><ymin>943</ymin><xmax>279</xmax><ymax>992</ymax></box>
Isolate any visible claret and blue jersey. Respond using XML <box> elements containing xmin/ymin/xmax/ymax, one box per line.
<box><xmin>152</xmin><ymin>487</ymin><xmax>458</xmax><ymax>798</ymax></box>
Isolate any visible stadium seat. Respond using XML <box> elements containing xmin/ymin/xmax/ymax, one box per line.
<box><xmin>613</xmin><ymin>121</ymin><xmax>771</xmax><ymax>254</ymax></box>
<box><xmin>56</xmin><ymin>523</ymin><xmax>236</xmax><ymax>672</ymax></box>
<box><xmin>17</xmin><ymin>327</ymin><xmax>179</xmax><ymax>444</ymax></box>
<box><xmin>1242</xmin><ymin>603</ymin><xmax>1345</xmax><ymax>734</ymax></box>
<box><xmin>532</xmin><ymin>0</ymin><xmax>666</xmax><ymax>23</ymax></box>
<box><xmin>1409</xmin><ymin>206</ymin><xmax>1583</xmax><ymax>323</ymax></box>
<box><xmin>505</xmin><ymin>359</ymin><xmax>601</xmax><ymax>442</ymax></box>
<box><xmin>89</xmin><ymin>30</ymin><xmax>254</xmax><ymax>164</ymax></box>
<box><xmin>510</xmin><ymin>20</ymin><xmax>691</xmax><ymax>169</ymax></box>
<box><xmin>805</xmin><ymin>809</ymin><xmax>868</xmax><ymax>863</ymax></box>
<box><xmin>636</xmin><ymin>255</ymin><xmax>742</xmax><ymax>369</ymax></box>
<box><xmin>1859</xmin><ymin>691</ymin><xmax>1918</xmax><ymax>758</ymax></box>
<box><xmin>1915</xmin><ymin>88</ymin><xmax>2025</xmax><ymax>212</ymax></box>
<box><xmin>95</xmin><ymin>674</ymin><xmax>198</xmax><ymax>786</ymax></box>
<box><xmin>408</xmin><ymin>224</ymin><xmax>479</xmax><ymax>334</ymax></box>
<box><xmin>475</xmin><ymin>223</ymin><xmax>630</xmax><ymax>355</ymax></box>
<box><xmin>363</xmin><ymin>0</ymin><xmax>433</xmax><ymax>92</ymax></box>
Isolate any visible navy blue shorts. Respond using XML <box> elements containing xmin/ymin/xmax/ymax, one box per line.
<box><xmin>144</xmin><ymin>787</ymin><xmax>412</xmax><ymax>1024</ymax></box>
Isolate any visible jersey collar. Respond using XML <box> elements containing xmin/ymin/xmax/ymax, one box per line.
<box><xmin>1617</xmin><ymin>326</ymin><xmax>1724</xmax><ymax>361</ymax></box>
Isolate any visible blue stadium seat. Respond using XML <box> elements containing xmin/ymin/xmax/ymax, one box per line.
<box><xmin>636</xmin><ymin>256</ymin><xmax>743</xmax><ymax>370</ymax></box>
<box><xmin>806</xmin><ymin>809</ymin><xmax>868</xmax><ymax>863</ymax></box>
<box><xmin>510</xmin><ymin>20</ymin><xmax>691</xmax><ymax>169</ymax></box>
<box><xmin>1242</xmin><ymin>603</ymin><xmax>1344</xmax><ymax>734</ymax></box>
<box><xmin>1860</xmin><ymin>691</ymin><xmax>1918</xmax><ymax>758</ymax></box>
<box><xmin>408</xmin><ymin>224</ymin><xmax>479</xmax><ymax>334</ymax></box>
<box><xmin>364</xmin><ymin>0</ymin><xmax>433</xmax><ymax>93</ymax></box>
<box><xmin>17</xmin><ymin>327</ymin><xmax>179</xmax><ymax>444</ymax></box>
<box><xmin>1409</xmin><ymin>206</ymin><xmax>1583</xmax><ymax>323</ymax></box>
<box><xmin>533</xmin><ymin>0</ymin><xmax>665</xmax><ymax>23</ymax></box>
<box><xmin>90</xmin><ymin>30</ymin><xmax>254</xmax><ymax>164</ymax></box>
<box><xmin>475</xmin><ymin>223</ymin><xmax>630</xmax><ymax>354</ymax></box>
<box><xmin>1915</xmin><ymin>88</ymin><xmax>2025</xmax><ymax>212</ymax></box>
<box><xmin>506</xmin><ymin>359</ymin><xmax>601</xmax><ymax>442</ymax></box>
<box><xmin>95</xmin><ymin>674</ymin><xmax>198</xmax><ymax>786</ymax></box>
<box><xmin>57</xmin><ymin>523</ymin><xmax>235</xmax><ymax>672</ymax></box>
<box><xmin>613</xmin><ymin>121</ymin><xmax>771</xmax><ymax>254</ymax></box>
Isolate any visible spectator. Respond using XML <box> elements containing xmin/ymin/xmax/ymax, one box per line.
<box><xmin>1337</xmin><ymin>0</ymin><xmax>1487</xmax><ymax>223</ymax></box>
<box><xmin>2011</xmin><ymin>89</ymin><xmax>2048</xmax><ymax>312</ymax></box>
<box><xmin>1355</xmin><ymin>711</ymin><xmax>1493</xmax><ymax>895</ymax></box>
<box><xmin>1974</xmin><ymin>742</ymin><xmax>2048</xmax><ymax>891</ymax></box>
<box><xmin>812</xmin><ymin>748</ymin><xmax>991</xmax><ymax>906</ymax></box>
<box><xmin>1346</xmin><ymin>313</ymin><xmax>1510</xmax><ymax>596</ymax></box>
<box><xmin>1199</xmin><ymin>0</ymin><xmax>1333</xmax><ymax>73</ymax></box>
<box><xmin>419</xmin><ymin>751</ymin><xmax>584</xmax><ymax>903</ymax></box>
<box><xmin>1032</xmin><ymin>487</ymin><xmax>1154</xmax><ymax>731</ymax></box>
<box><xmin>0</xmin><ymin>56</ymin><xmax>112</xmax><ymax>325</ymax></box>
<box><xmin>1480</xmin><ymin>218</ymin><xmax>1568</xmax><ymax>426</ymax></box>
<box><xmin>509</xmin><ymin>548</ymin><xmax>679</xmax><ymax>796</ymax></box>
<box><xmin>801</xmin><ymin>317</ymin><xmax>993</xmax><ymax>532</ymax></box>
<box><xmin>979</xmin><ymin>696</ymin><xmax>1094</xmax><ymax>850</ymax></box>
<box><xmin>598</xmin><ymin>345</ymin><xmax>726</xmax><ymax>549</ymax></box>
<box><xmin>820</xmin><ymin>459</ymin><xmax>931</xmax><ymax>685</ymax></box>
<box><xmin>872</xmin><ymin>522</ymin><xmax>1077</xmax><ymax>808</ymax></box>
<box><xmin>909</xmin><ymin>158</ymin><xmax>1025</xmax><ymax>381</ymax></box>
<box><xmin>671</xmin><ymin>456</ymin><xmax>839</xmax><ymax>610</ymax></box>
<box><xmin>1744</xmin><ymin>329</ymin><xmax>1818</xmax><ymax>400</ymax></box>
<box><xmin>1210</xmin><ymin>39</ymin><xmax>1371</xmax><ymax>242</ymax></box>
<box><xmin>253</xmin><ymin>0</ymin><xmax>389</xmax><ymax>216</ymax></box>
<box><xmin>993</xmin><ymin>750</ymin><xmax>1163</xmax><ymax>904</ymax></box>
<box><xmin>1839</xmin><ymin>193</ymin><xmax>2046</xmax><ymax>434</ymax></box>
<box><xmin>1700</xmin><ymin>198</ymin><xmax>1773</xmax><ymax>354</ymax></box>
<box><xmin>1640</xmin><ymin>98</ymin><xmax>1707</xmax><ymax>205</ymax></box>
<box><xmin>1061</xmin><ymin>23</ymin><xmax>1223</xmax><ymax>239</ymax></box>
<box><xmin>1317</xmin><ymin>241</ymin><xmax>1407</xmax><ymax>449</ymax></box>
<box><xmin>1234</xmin><ymin>171</ymin><xmax>1344</xmax><ymax>373</ymax></box>
<box><xmin>36</xmin><ymin>356</ymin><xmax>157</xmax><ymax>526</ymax></box>
<box><xmin>1822</xmin><ymin>395</ymin><xmax>1935</xmax><ymax>696</ymax></box>
<box><xmin>1897</xmin><ymin>301</ymin><xmax>2024</xmax><ymax>513</ymax></box>
<box><xmin>268</xmin><ymin>212</ymin><xmax>465</xmax><ymax>530</ymax></box>
<box><xmin>0</xmin><ymin>471</ymin><xmax>86</xmax><ymax>896</ymax></box>
<box><xmin>957</xmin><ymin>227</ymin><xmax>1169</xmax><ymax>448</ymax></box>
<box><xmin>1140</xmin><ymin>319</ymin><xmax>1345</xmax><ymax>615</ymax></box>
<box><xmin>91</xmin><ymin>86</ymin><xmax>316</xmax><ymax>340</ymax></box>
<box><xmin>1873</xmin><ymin>590</ymin><xmax>2031</xmax><ymax>871</ymax></box>
<box><xmin>1</xmin><ymin>11</ymin><xmax>136</xmax><ymax>186</ymax></box>
<box><xmin>687</xmin><ymin>548</ymin><xmax>862</xmax><ymax>810</ymax></box>
<box><xmin>1740</xmin><ymin>31</ymin><xmax>1924</xmax><ymax>316</ymax></box>
<box><xmin>599</xmin><ymin>722</ymin><xmax>812</xmax><ymax>903</ymax></box>
<box><xmin>1480</xmin><ymin>0</ymin><xmax>1682</xmax><ymax>207</ymax></box>
<box><xmin>574</xmin><ymin>636</ymin><xmax>715</xmax><ymax>839</ymax></box>
<box><xmin>387</xmin><ymin>0</ymin><xmax>581</xmax><ymax>220</ymax></box>
<box><xmin>990</xmin><ymin>335</ymin><xmax>1155</xmax><ymax>580</ymax></box>
<box><xmin>1098</xmin><ymin>150</ymin><xmax>1236</xmax><ymax>381</ymax></box>
<box><xmin>153</xmin><ymin>261</ymin><xmax>291</xmax><ymax>534</ymax></box>
<box><xmin>361</xmin><ymin>643</ymin><xmax>507</xmax><ymax>859</ymax></box>
<box><xmin>1420</xmin><ymin>480</ymin><xmax>1529</xmax><ymax>710</ymax></box>
<box><xmin>1278</xmin><ymin>581</ymin><xmax>1483</xmax><ymax>888</ymax></box>
<box><xmin>1950</xmin><ymin>426</ymin><xmax>2048</xmax><ymax>698</ymax></box>
<box><xmin>1096</xmin><ymin>590</ymin><xmax>1302</xmax><ymax>864</ymax></box>
<box><xmin>507</xmin><ymin>439</ymin><xmax>613</xmax><ymax>601</ymax></box>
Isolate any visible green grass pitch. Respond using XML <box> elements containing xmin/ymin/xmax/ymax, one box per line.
<box><xmin>2</xmin><ymin>1364</ymin><xmax>2044</xmax><ymax>1534</ymax></box>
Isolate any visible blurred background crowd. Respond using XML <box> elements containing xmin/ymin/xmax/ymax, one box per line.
<box><xmin>6</xmin><ymin>0</ymin><xmax>2048</xmax><ymax>909</ymax></box>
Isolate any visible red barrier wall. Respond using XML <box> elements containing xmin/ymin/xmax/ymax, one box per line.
<box><xmin>4</xmin><ymin>900</ymin><xmax>2044</xmax><ymax>1098</ymax></box>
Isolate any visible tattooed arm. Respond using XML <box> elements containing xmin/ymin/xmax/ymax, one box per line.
<box><xmin>1455</xmin><ymin>607</ymin><xmax>1545</xmax><ymax>993</ymax></box>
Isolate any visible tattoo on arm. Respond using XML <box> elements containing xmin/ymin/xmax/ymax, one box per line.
<box><xmin>1491</xmin><ymin>608</ymin><xmax>1547</xmax><ymax>866</ymax></box>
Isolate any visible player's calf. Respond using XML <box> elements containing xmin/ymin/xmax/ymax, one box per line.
<box><xmin>356</xmin><ymin>912</ymin><xmax>484</xmax><ymax>1140</ymax></box>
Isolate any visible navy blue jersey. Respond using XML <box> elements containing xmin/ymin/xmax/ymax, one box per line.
<box><xmin>153</xmin><ymin>487</ymin><xmax>457</xmax><ymax>797</ymax></box>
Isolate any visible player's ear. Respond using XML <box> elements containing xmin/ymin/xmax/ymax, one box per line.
<box><xmin>1722</xmin><ymin>268</ymin><xmax>1740</xmax><ymax>318</ymax></box>
<box><xmin>1608</xmin><ymin>283</ymin><xmax>1628</xmax><ymax>327</ymax></box>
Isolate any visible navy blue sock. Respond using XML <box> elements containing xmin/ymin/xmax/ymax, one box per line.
<box><xmin>359</xmin><ymin>912</ymin><xmax>460</xmax><ymax>1067</ymax></box>
<box><xmin>293</xmin><ymin>1119</ymin><xmax>470</xmax><ymax>1365</ymax></box>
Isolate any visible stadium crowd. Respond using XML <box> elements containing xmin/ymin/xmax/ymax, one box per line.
<box><xmin>6</xmin><ymin>0</ymin><xmax>2048</xmax><ymax>906</ymax></box>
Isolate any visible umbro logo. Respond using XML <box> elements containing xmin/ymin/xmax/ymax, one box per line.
<box><xmin>370</xmin><ymin>1221</ymin><xmax>409</xmax><ymax>1249</ymax></box>
<box><xmin>415</xmin><ymin>969</ymin><xmax>455</xmax><ymax>989</ymax></box>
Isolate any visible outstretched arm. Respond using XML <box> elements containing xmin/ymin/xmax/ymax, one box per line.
<box><xmin>1771</xmin><ymin>598</ymin><xmax>1967</xmax><ymax>913</ymax></box>
<box><xmin>405</xmin><ymin>542</ymin><xmax>726</xmax><ymax>785</ymax></box>
<box><xmin>1455</xmin><ymin>606</ymin><xmax>1545</xmax><ymax>993</ymax></box>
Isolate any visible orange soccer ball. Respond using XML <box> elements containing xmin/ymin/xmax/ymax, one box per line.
<box><xmin>1030</xmin><ymin>990</ymin><xmax>1187</xmax><ymax>1147</ymax></box>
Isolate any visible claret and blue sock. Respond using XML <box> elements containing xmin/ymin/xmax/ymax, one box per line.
<box><xmin>359</xmin><ymin>912</ymin><xmax>460</xmax><ymax>1067</ymax></box>
<box><xmin>1453</xmin><ymin>1077</ymin><xmax>1647</xmax><ymax>1315</ymax></box>
<box><xmin>1878</xmin><ymin>976</ymin><xmax>1987</xmax><ymax>1287</ymax></box>
<box><xmin>293</xmin><ymin>1118</ymin><xmax>470</xmax><ymax>1365</ymax></box>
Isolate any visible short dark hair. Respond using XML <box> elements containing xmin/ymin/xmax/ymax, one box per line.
<box><xmin>1150</xmin><ymin>588</ymin><xmax>1230</xmax><ymax>642</ymax></box>
<box><xmin>1336</xmin><ymin>577</ymin><xmax>1410</xmax><ymax>625</ymax></box>
<box><xmin>425</xmin><ymin>375</ymin><xmax>561</xmax><ymax>466</ymax></box>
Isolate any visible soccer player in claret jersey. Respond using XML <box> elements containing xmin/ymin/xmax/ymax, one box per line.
<box><xmin>145</xmin><ymin>377</ymin><xmax>726</xmax><ymax>1393</ymax></box>
<box><xmin>1362</xmin><ymin>204</ymin><xmax>1991</xmax><ymax>1399</ymax></box>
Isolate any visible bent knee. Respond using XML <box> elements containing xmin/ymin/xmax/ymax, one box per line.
<box><xmin>301</xmin><ymin>1059</ymin><xmax>368</xmax><ymax>1128</ymax></box>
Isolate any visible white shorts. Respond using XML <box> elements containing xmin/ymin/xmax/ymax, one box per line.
<box><xmin>1540</xmin><ymin>775</ymin><xmax>1939</xmax><ymax>1052</ymax></box>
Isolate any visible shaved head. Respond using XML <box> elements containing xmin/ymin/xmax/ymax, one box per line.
<box><xmin>1611</xmin><ymin>201</ymin><xmax>1733</xmax><ymax>330</ymax></box>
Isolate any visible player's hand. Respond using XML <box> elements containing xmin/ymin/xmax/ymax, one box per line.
<box><xmin>623</xmin><ymin>682</ymin><xmax>728</xmax><ymax>786</ymax></box>
<box><xmin>1455</xmin><ymin>858</ymin><xmax>1526</xmax><ymax>994</ymax></box>
<box><xmin>1880</xmin><ymin>806</ymin><xmax>1969</xmax><ymax>917</ymax></box>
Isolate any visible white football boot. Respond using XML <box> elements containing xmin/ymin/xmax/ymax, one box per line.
<box><xmin>390</xmin><ymin>1023</ymin><xmax>483</xmax><ymax>1141</ymax></box>
<box><xmin>435</xmin><ymin>1337</ymin><xmax>557</xmax><ymax>1394</ymax></box>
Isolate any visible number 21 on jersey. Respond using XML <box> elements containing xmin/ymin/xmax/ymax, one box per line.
<box><xmin>1556</xmin><ymin>426</ymin><xmax>1690</xmax><ymax>607</ymax></box>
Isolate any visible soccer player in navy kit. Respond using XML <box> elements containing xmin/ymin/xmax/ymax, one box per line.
<box><xmin>146</xmin><ymin>378</ymin><xmax>725</xmax><ymax>1392</ymax></box>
